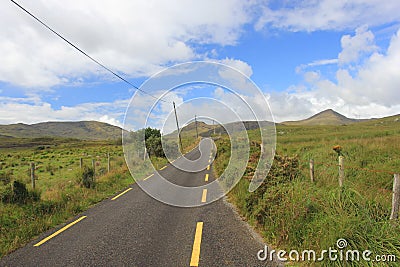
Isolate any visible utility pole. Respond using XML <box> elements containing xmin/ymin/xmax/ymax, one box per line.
<box><xmin>173</xmin><ymin>102</ymin><xmax>183</xmax><ymax>151</ymax></box>
<box><xmin>213</xmin><ymin>119</ymin><xmax>216</xmax><ymax>135</ymax></box>
<box><xmin>195</xmin><ymin>115</ymin><xmax>199</xmax><ymax>139</ymax></box>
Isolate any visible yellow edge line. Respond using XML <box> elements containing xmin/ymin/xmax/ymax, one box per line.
<box><xmin>159</xmin><ymin>165</ymin><xmax>167</xmax><ymax>170</ymax></box>
<box><xmin>111</xmin><ymin>187</ymin><xmax>133</xmax><ymax>200</ymax></box>
<box><xmin>207</xmin><ymin>165</ymin><xmax>210</xmax><ymax>171</ymax></box>
<box><xmin>144</xmin><ymin>173</ymin><xmax>154</xmax><ymax>181</ymax></box>
<box><xmin>201</xmin><ymin>189</ymin><xmax>207</xmax><ymax>203</ymax></box>
<box><xmin>34</xmin><ymin>216</ymin><xmax>87</xmax><ymax>247</ymax></box>
<box><xmin>190</xmin><ymin>222</ymin><xmax>204</xmax><ymax>267</ymax></box>
<box><xmin>205</xmin><ymin>174</ymin><xmax>209</xmax><ymax>182</ymax></box>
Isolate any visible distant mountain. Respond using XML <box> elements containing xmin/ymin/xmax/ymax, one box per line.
<box><xmin>0</xmin><ymin>121</ymin><xmax>122</xmax><ymax>140</ymax></box>
<box><xmin>282</xmin><ymin>109</ymin><xmax>359</xmax><ymax>126</ymax></box>
<box><xmin>164</xmin><ymin>121</ymin><xmax>216</xmax><ymax>139</ymax></box>
<box><xmin>165</xmin><ymin>120</ymin><xmax>275</xmax><ymax>139</ymax></box>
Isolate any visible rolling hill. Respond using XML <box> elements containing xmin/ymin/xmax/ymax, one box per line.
<box><xmin>167</xmin><ymin>109</ymin><xmax>400</xmax><ymax>137</ymax></box>
<box><xmin>282</xmin><ymin>109</ymin><xmax>359</xmax><ymax>126</ymax></box>
<box><xmin>1</xmin><ymin>110</ymin><xmax>398</xmax><ymax>142</ymax></box>
<box><xmin>165</xmin><ymin>120</ymin><xmax>275</xmax><ymax>139</ymax></box>
<box><xmin>0</xmin><ymin>121</ymin><xmax>122</xmax><ymax>140</ymax></box>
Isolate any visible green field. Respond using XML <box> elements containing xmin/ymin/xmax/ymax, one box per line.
<box><xmin>214</xmin><ymin>117</ymin><xmax>400</xmax><ymax>266</ymax></box>
<box><xmin>0</xmin><ymin>131</ymin><xmax>199</xmax><ymax>258</ymax></box>
<box><xmin>1</xmin><ymin>117</ymin><xmax>399</xmax><ymax>264</ymax></box>
<box><xmin>0</xmin><ymin>137</ymin><xmax>170</xmax><ymax>257</ymax></box>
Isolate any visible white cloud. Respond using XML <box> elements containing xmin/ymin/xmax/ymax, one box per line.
<box><xmin>256</xmin><ymin>0</ymin><xmax>400</xmax><ymax>32</ymax></box>
<box><xmin>0</xmin><ymin>0</ymin><xmax>253</xmax><ymax>89</ymax></box>
<box><xmin>0</xmin><ymin>96</ymin><xmax>129</xmax><ymax>127</ymax></box>
<box><xmin>338</xmin><ymin>26</ymin><xmax>377</xmax><ymax>64</ymax></box>
<box><xmin>218</xmin><ymin>58</ymin><xmax>253</xmax><ymax>77</ymax></box>
<box><xmin>269</xmin><ymin>28</ymin><xmax>400</xmax><ymax>122</ymax></box>
<box><xmin>303</xmin><ymin>71</ymin><xmax>320</xmax><ymax>83</ymax></box>
<box><xmin>296</xmin><ymin>59</ymin><xmax>338</xmax><ymax>73</ymax></box>
<box><xmin>99</xmin><ymin>115</ymin><xmax>123</xmax><ymax>128</ymax></box>
<box><xmin>307</xmin><ymin>59</ymin><xmax>338</xmax><ymax>67</ymax></box>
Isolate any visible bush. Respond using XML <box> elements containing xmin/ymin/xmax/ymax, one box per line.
<box><xmin>77</xmin><ymin>167</ymin><xmax>96</xmax><ymax>189</ymax></box>
<box><xmin>244</xmin><ymin>154</ymin><xmax>300</xmax><ymax>215</ymax></box>
<box><xmin>0</xmin><ymin>180</ymin><xmax>41</xmax><ymax>204</ymax></box>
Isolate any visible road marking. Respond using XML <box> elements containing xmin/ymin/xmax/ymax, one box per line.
<box><xmin>34</xmin><ymin>216</ymin><xmax>87</xmax><ymax>247</ymax></box>
<box><xmin>159</xmin><ymin>165</ymin><xmax>167</xmax><ymax>170</ymax></box>
<box><xmin>201</xmin><ymin>189</ymin><xmax>207</xmax><ymax>203</ymax></box>
<box><xmin>190</xmin><ymin>222</ymin><xmax>204</xmax><ymax>267</ymax></box>
<box><xmin>208</xmin><ymin>159</ymin><xmax>211</xmax><ymax>163</ymax></box>
<box><xmin>144</xmin><ymin>173</ymin><xmax>154</xmax><ymax>181</ymax></box>
<box><xmin>207</xmin><ymin>165</ymin><xmax>210</xmax><ymax>170</ymax></box>
<box><xmin>205</xmin><ymin>174</ymin><xmax>209</xmax><ymax>182</ymax></box>
<box><xmin>111</xmin><ymin>187</ymin><xmax>133</xmax><ymax>200</ymax></box>
<box><xmin>171</xmin><ymin>159</ymin><xmax>176</xmax><ymax>163</ymax></box>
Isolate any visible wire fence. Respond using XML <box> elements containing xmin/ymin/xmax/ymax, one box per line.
<box><xmin>297</xmin><ymin>156</ymin><xmax>399</xmax><ymax>221</ymax></box>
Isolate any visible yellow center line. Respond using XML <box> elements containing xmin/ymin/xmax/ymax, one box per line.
<box><xmin>201</xmin><ymin>189</ymin><xmax>207</xmax><ymax>203</ymax></box>
<box><xmin>190</xmin><ymin>222</ymin><xmax>204</xmax><ymax>267</ymax></box>
<box><xmin>208</xmin><ymin>159</ymin><xmax>211</xmax><ymax>163</ymax></box>
<box><xmin>34</xmin><ymin>216</ymin><xmax>87</xmax><ymax>247</ymax></box>
<box><xmin>207</xmin><ymin>165</ymin><xmax>210</xmax><ymax>171</ymax></box>
<box><xmin>111</xmin><ymin>187</ymin><xmax>133</xmax><ymax>200</ymax></box>
<box><xmin>159</xmin><ymin>165</ymin><xmax>167</xmax><ymax>170</ymax></box>
<box><xmin>205</xmin><ymin>173</ymin><xmax>209</xmax><ymax>182</ymax></box>
<box><xmin>144</xmin><ymin>173</ymin><xmax>154</xmax><ymax>181</ymax></box>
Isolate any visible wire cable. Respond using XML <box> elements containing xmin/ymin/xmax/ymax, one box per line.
<box><xmin>10</xmin><ymin>0</ymin><xmax>169</xmax><ymax>103</ymax></box>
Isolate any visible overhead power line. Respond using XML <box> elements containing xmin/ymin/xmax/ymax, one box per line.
<box><xmin>10</xmin><ymin>0</ymin><xmax>168</xmax><ymax>103</ymax></box>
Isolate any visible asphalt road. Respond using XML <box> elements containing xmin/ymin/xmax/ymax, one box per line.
<box><xmin>0</xmin><ymin>138</ymin><xmax>280</xmax><ymax>267</ymax></box>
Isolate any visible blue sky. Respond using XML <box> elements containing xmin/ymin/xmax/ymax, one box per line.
<box><xmin>1</xmin><ymin>0</ymin><xmax>400</xmax><ymax>130</ymax></box>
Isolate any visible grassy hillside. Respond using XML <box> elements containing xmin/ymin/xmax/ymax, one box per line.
<box><xmin>0</xmin><ymin>121</ymin><xmax>122</xmax><ymax>140</ymax></box>
<box><xmin>213</xmin><ymin>116</ymin><xmax>400</xmax><ymax>266</ymax></box>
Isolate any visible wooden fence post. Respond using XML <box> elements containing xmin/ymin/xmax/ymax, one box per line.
<box><xmin>390</xmin><ymin>173</ymin><xmax>400</xmax><ymax>220</ymax></box>
<box><xmin>309</xmin><ymin>159</ymin><xmax>314</xmax><ymax>183</ymax></box>
<box><xmin>80</xmin><ymin>158</ymin><xmax>83</xmax><ymax>169</ymax></box>
<box><xmin>338</xmin><ymin>156</ymin><xmax>344</xmax><ymax>187</ymax></box>
<box><xmin>92</xmin><ymin>159</ymin><xmax>96</xmax><ymax>181</ymax></box>
<box><xmin>30</xmin><ymin>162</ymin><xmax>35</xmax><ymax>189</ymax></box>
<box><xmin>107</xmin><ymin>153</ymin><xmax>110</xmax><ymax>173</ymax></box>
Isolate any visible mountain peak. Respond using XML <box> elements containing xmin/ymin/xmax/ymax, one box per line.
<box><xmin>283</xmin><ymin>109</ymin><xmax>357</xmax><ymax>126</ymax></box>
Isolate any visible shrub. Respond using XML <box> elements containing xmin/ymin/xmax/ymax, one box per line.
<box><xmin>76</xmin><ymin>167</ymin><xmax>96</xmax><ymax>189</ymax></box>
<box><xmin>0</xmin><ymin>180</ymin><xmax>41</xmax><ymax>204</ymax></box>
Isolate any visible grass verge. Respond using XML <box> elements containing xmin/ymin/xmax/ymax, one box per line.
<box><xmin>213</xmin><ymin>120</ymin><xmax>400</xmax><ymax>266</ymax></box>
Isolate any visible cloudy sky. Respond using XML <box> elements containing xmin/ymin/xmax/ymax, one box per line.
<box><xmin>1</xmin><ymin>0</ymin><xmax>400</xmax><ymax>129</ymax></box>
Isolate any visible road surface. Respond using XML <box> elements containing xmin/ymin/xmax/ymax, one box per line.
<box><xmin>1</xmin><ymin>139</ymin><xmax>279</xmax><ymax>266</ymax></box>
